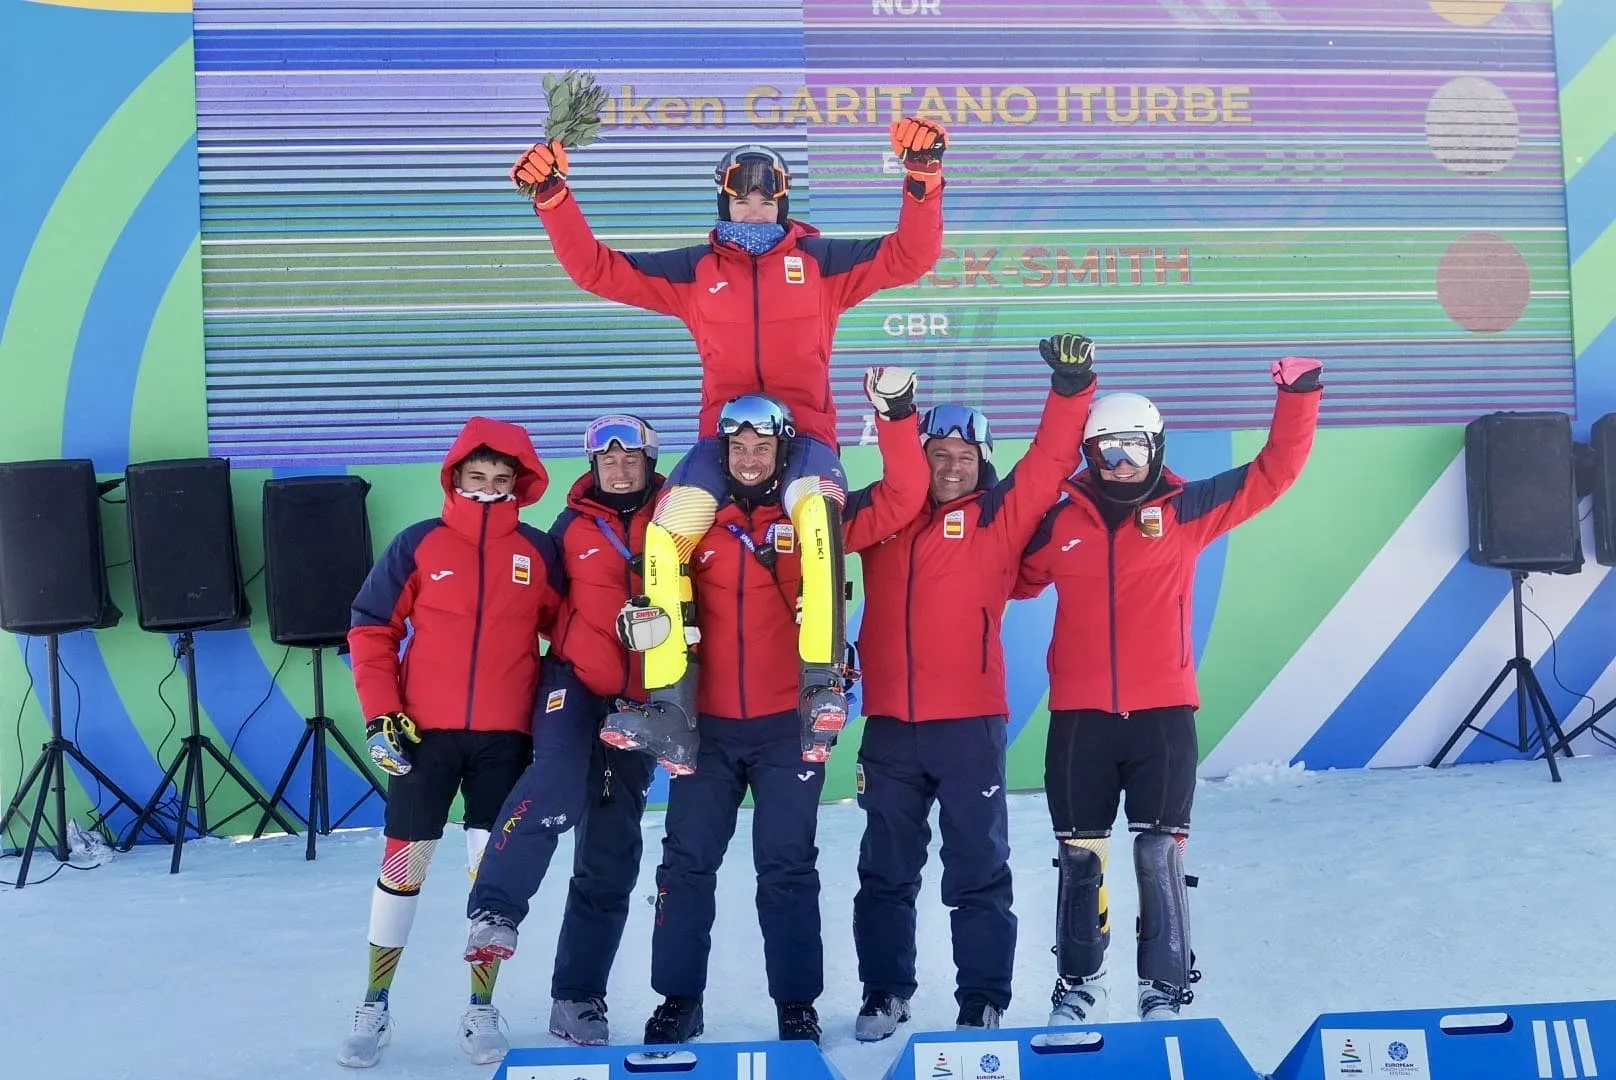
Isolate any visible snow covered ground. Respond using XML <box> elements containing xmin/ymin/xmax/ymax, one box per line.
<box><xmin>4</xmin><ymin>754</ymin><xmax>1615</xmax><ymax>1080</ymax></box>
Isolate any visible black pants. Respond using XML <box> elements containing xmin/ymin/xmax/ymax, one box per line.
<box><xmin>853</xmin><ymin>714</ymin><xmax>1015</xmax><ymax>1010</ymax></box>
<box><xmin>1045</xmin><ymin>707</ymin><xmax>1198</xmax><ymax>837</ymax></box>
<box><xmin>650</xmin><ymin>711</ymin><xmax>825</xmax><ymax>1004</ymax></box>
<box><xmin>384</xmin><ymin>729</ymin><xmax>532</xmax><ymax>841</ymax></box>
<box><xmin>466</xmin><ymin>660</ymin><xmax>653</xmax><ymax>1000</ymax></box>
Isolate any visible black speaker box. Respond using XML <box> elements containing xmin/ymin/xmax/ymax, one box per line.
<box><xmin>1464</xmin><ymin>411</ymin><xmax>1581</xmax><ymax>574</ymax></box>
<box><xmin>125</xmin><ymin>458</ymin><xmax>250</xmax><ymax>632</ymax></box>
<box><xmin>262</xmin><ymin>475</ymin><xmax>374</xmax><ymax>647</ymax></box>
<box><xmin>1592</xmin><ymin>413</ymin><xmax>1616</xmax><ymax>568</ymax></box>
<box><xmin>0</xmin><ymin>459</ymin><xmax>121</xmax><ymax>635</ymax></box>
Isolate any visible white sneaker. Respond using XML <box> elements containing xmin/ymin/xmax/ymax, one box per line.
<box><xmin>1049</xmin><ymin>973</ymin><xmax>1108</xmax><ymax>1025</ymax></box>
<box><xmin>1138</xmin><ymin>980</ymin><xmax>1184</xmax><ymax>1021</ymax></box>
<box><xmin>337</xmin><ymin>1000</ymin><xmax>392</xmax><ymax>1068</ymax></box>
<box><xmin>460</xmin><ymin>1003</ymin><xmax>509</xmax><ymax>1065</ymax></box>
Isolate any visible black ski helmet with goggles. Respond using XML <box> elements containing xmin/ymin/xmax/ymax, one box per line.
<box><xmin>717</xmin><ymin>393</ymin><xmax>795</xmax><ymax>499</ymax></box>
<box><xmin>715</xmin><ymin>144</ymin><xmax>791</xmax><ymax>225</ymax></box>
<box><xmin>1082</xmin><ymin>391</ymin><xmax>1166</xmax><ymax>506</ymax></box>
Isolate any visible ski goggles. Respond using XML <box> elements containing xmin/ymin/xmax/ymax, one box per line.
<box><xmin>717</xmin><ymin>147</ymin><xmax>790</xmax><ymax>200</ymax></box>
<box><xmin>718</xmin><ymin>394</ymin><xmax>795</xmax><ymax>439</ymax></box>
<box><xmin>1085</xmin><ymin>432</ymin><xmax>1155</xmax><ymax>469</ymax></box>
<box><xmin>921</xmin><ymin>405</ymin><xmax>994</xmax><ymax>461</ymax></box>
<box><xmin>584</xmin><ymin>414</ymin><xmax>659</xmax><ymax>459</ymax></box>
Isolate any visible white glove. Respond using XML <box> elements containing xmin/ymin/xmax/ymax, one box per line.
<box><xmin>864</xmin><ymin>366</ymin><xmax>918</xmax><ymax>420</ymax></box>
<box><xmin>615</xmin><ymin>597</ymin><xmax>672</xmax><ymax>652</ymax></box>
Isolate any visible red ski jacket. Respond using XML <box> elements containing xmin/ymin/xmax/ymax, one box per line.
<box><xmin>536</xmin><ymin>183</ymin><xmax>944</xmax><ymax>447</ymax></box>
<box><xmin>690</xmin><ymin>412</ymin><xmax>929</xmax><ymax>720</ymax></box>
<box><xmin>547</xmin><ymin>472</ymin><xmax>666</xmax><ymax>704</ymax></box>
<box><xmin>1014</xmin><ymin>387</ymin><xmax>1321</xmax><ymax>714</ymax></box>
<box><xmin>856</xmin><ymin>386</ymin><xmax>1094</xmax><ymax>723</ymax></box>
<box><xmin>349</xmin><ymin>417</ymin><xmax>565</xmax><ymax>734</ymax></box>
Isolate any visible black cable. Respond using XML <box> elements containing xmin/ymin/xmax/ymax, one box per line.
<box><xmin>201</xmin><ymin>644</ymin><xmax>292</xmax><ymax>807</ymax></box>
<box><xmin>1520</xmin><ymin>591</ymin><xmax>1616</xmax><ymax>753</ymax></box>
<box><xmin>243</xmin><ymin>564</ymin><xmax>265</xmax><ymax>589</ymax></box>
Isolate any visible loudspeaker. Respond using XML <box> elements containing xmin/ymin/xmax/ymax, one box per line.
<box><xmin>262</xmin><ymin>475</ymin><xmax>374</xmax><ymax>647</ymax></box>
<box><xmin>0</xmin><ymin>459</ymin><xmax>121</xmax><ymax>635</ymax></box>
<box><xmin>1464</xmin><ymin>411</ymin><xmax>1581</xmax><ymax>574</ymax></box>
<box><xmin>1593</xmin><ymin>413</ymin><xmax>1616</xmax><ymax>567</ymax></box>
<box><xmin>125</xmin><ymin>458</ymin><xmax>250</xmax><ymax>632</ymax></box>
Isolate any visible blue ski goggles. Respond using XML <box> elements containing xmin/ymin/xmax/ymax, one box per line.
<box><xmin>1085</xmin><ymin>432</ymin><xmax>1155</xmax><ymax>469</ymax></box>
<box><xmin>584</xmin><ymin>414</ymin><xmax>659</xmax><ymax>460</ymax></box>
<box><xmin>718</xmin><ymin>394</ymin><xmax>796</xmax><ymax>439</ymax></box>
<box><xmin>717</xmin><ymin>148</ymin><xmax>790</xmax><ymax>199</ymax></box>
<box><xmin>921</xmin><ymin>405</ymin><xmax>994</xmax><ymax>460</ymax></box>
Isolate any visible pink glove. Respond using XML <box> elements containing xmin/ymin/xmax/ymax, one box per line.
<box><xmin>1271</xmin><ymin>356</ymin><xmax>1322</xmax><ymax>392</ymax></box>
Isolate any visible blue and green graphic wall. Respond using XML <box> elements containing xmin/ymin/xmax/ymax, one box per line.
<box><xmin>3</xmin><ymin>0</ymin><xmax>1615</xmax><ymax>838</ymax></box>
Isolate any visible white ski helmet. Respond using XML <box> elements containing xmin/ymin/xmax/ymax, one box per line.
<box><xmin>1083</xmin><ymin>392</ymin><xmax>1163</xmax><ymax>442</ymax></box>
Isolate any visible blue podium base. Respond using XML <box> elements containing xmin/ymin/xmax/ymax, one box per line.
<box><xmin>494</xmin><ymin>1039</ymin><xmax>845</xmax><ymax>1080</ymax></box>
<box><xmin>1270</xmin><ymin>999</ymin><xmax>1616</xmax><ymax>1080</ymax></box>
<box><xmin>879</xmin><ymin>1019</ymin><xmax>1260</xmax><ymax>1080</ymax></box>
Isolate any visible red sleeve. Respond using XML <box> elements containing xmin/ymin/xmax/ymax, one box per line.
<box><xmin>1175</xmin><ymin>387</ymin><xmax>1322</xmax><ymax>547</ymax></box>
<box><xmin>347</xmin><ymin>529</ymin><xmax>426</xmax><ymax>718</ymax></box>
<box><xmin>843</xmin><ymin>411</ymin><xmax>929</xmax><ymax>553</ymax></box>
<box><xmin>1012</xmin><ymin>549</ymin><xmax>1054</xmax><ymax>602</ymax></box>
<box><xmin>987</xmin><ymin>384</ymin><xmax>1094</xmax><ymax>555</ymax></box>
<box><xmin>536</xmin><ymin>191</ymin><xmax>692</xmax><ymax>319</ymax></box>
<box><xmin>824</xmin><ymin>180</ymin><xmax>944</xmax><ymax>312</ymax></box>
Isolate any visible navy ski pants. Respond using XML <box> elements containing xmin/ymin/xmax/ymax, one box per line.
<box><xmin>468</xmin><ymin>658</ymin><xmax>653</xmax><ymax>1000</ymax></box>
<box><xmin>650</xmin><ymin>711</ymin><xmax>825</xmax><ymax>1005</ymax></box>
<box><xmin>853</xmin><ymin>714</ymin><xmax>1016</xmax><ymax>1010</ymax></box>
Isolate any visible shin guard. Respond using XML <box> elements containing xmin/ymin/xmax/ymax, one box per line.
<box><xmin>793</xmin><ymin>494</ymin><xmax>849</xmax><ymax>761</ymax></box>
<box><xmin>1055</xmin><ymin>839</ymin><xmax>1109</xmax><ymax>979</ymax></box>
<box><xmin>638</xmin><ymin>522</ymin><xmax>694</xmax><ymax>693</ymax></box>
<box><xmin>1134</xmin><ymin>831</ymin><xmax>1192</xmax><ymax>991</ymax></box>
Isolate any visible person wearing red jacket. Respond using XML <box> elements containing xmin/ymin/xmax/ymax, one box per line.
<box><xmin>848</xmin><ymin>335</ymin><xmax>1097</xmax><ymax>1042</ymax></box>
<box><xmin>459</xmin><ymin>415</ymin><xmax>664</xmax><ymax>1048</ymax></box>
<box><xmin>337</xmin><ymin>417</ymin><xmax>564</xmax><ymax>1069</ymax></box>
<box><xmin>1015</xmin><ymin>358</ymin><xmax>1323</xmax><ymax>1027</ymax></box>
<box><xmin>625</xmin><ymin>373</ymin><xmax>928</xmax><ymax>1047</ymax></box>
<box><xmin>510</xmin><ymin>121</ymin><xmax>948</xmax><ymax>775</ymax></box>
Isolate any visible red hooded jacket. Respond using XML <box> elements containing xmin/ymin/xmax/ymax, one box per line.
<box><xmin>536</xmin><ymin>183</ymin><xmax>944</xmax><ymax>446</ymax></box>
<box><xmin>856</xmin><ymin>386</ymin><xmax>1094</xmax><ymax>724</ymax></box>
<box><xmin>689</xmin><ymin>412</ymin><xmax>930</xmax><ymax>720</ymax></box>
<box><xmin>547</xmin><ymin>471</ymin><xmax>666</xmax><ymax>703</ymax></box>
<box><xmin>1014</xmin><ymin>387</ymin><xmax>1321</xmax><ymax>714</ymax></box>
<box><xmin>349</xmin><ymin>417</ymin><xmax>565</xmax><ymax>734</ymax></box>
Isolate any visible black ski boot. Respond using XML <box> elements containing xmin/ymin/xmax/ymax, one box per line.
<box><xmin>643</xmin><ymin>996</ymin><xmax>704</xmax><ymax>1044</ymax></box>
<box><xmin>777</xmin><ymin>1001</ymin><xmax>821</xmax><ymax>1043</ymax></box>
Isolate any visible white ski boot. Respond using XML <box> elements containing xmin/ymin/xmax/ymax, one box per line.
<box><xmin>1049</xmin><ymin>972</ymin><xmax>1108</xmax><ymax>1025</ymax></box>
<box><xmin>337</xmin><ymin>1000</ymin><xmax>391</xmax><ymax>1068</ymax></box>
<box><xmin>1138</xmin><ymin>979</ymin><xmax>1187</xmax><ymax>1020</ymax></box>
<box><xmin>459</xmin><ymin>1002</ymin><xmax>508</xmax><ymax>1065</ymax></box>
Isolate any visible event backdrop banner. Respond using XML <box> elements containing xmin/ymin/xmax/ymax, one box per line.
<box><xmin>2</xmin><ymin>0</ymin><xmax>1615</xmax><ymax>838</ymax></box>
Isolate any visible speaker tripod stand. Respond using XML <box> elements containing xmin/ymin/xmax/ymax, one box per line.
<box><xmin>0</xmin><ymin>634</ymin><xmax>150</xmax><ymax>888</ymax></box>
<box><xmin>117</xmin><ymin>631</ymin><xmax>300</xmax><ymax>873</ymax></box>
<box><xmin>253</xmin><ymin>644</ymin><xmax>387</xmax><ymax>859</ymax></box>
<box><xmin>1429</xmin><ymin>571</ymin><xmax>1575</xmax><ymax>782</ymax></box>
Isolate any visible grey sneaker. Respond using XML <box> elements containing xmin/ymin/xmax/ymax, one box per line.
<box><xmin>336</xmin><ymin>1000</ymin><xmax>391</xmax><ymax>1068</ymax></box>
<box><xmin>464</xmin><ymin>909</ymin><xmax>519</xmax><ymax>963</ymax></box>
<box><xmin>549</xmin><ymin>997</ymin><xmax>609</xmax><ymax>1046</ymax></box>
<box><xmin>854</xmin><ymin>991</ymin><xmax>911</xmax><ymax>1042</ymax></box>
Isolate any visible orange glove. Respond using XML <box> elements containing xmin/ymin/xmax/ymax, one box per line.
<box><xmin>889</xmin><ymin>116</ymin><xmax>947</xmax><ymax>177</ymax></box>
<box><xmin>511</xmin><ymin>140</ymin><xmax>571</xmax><ymax>208</ymax></box>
